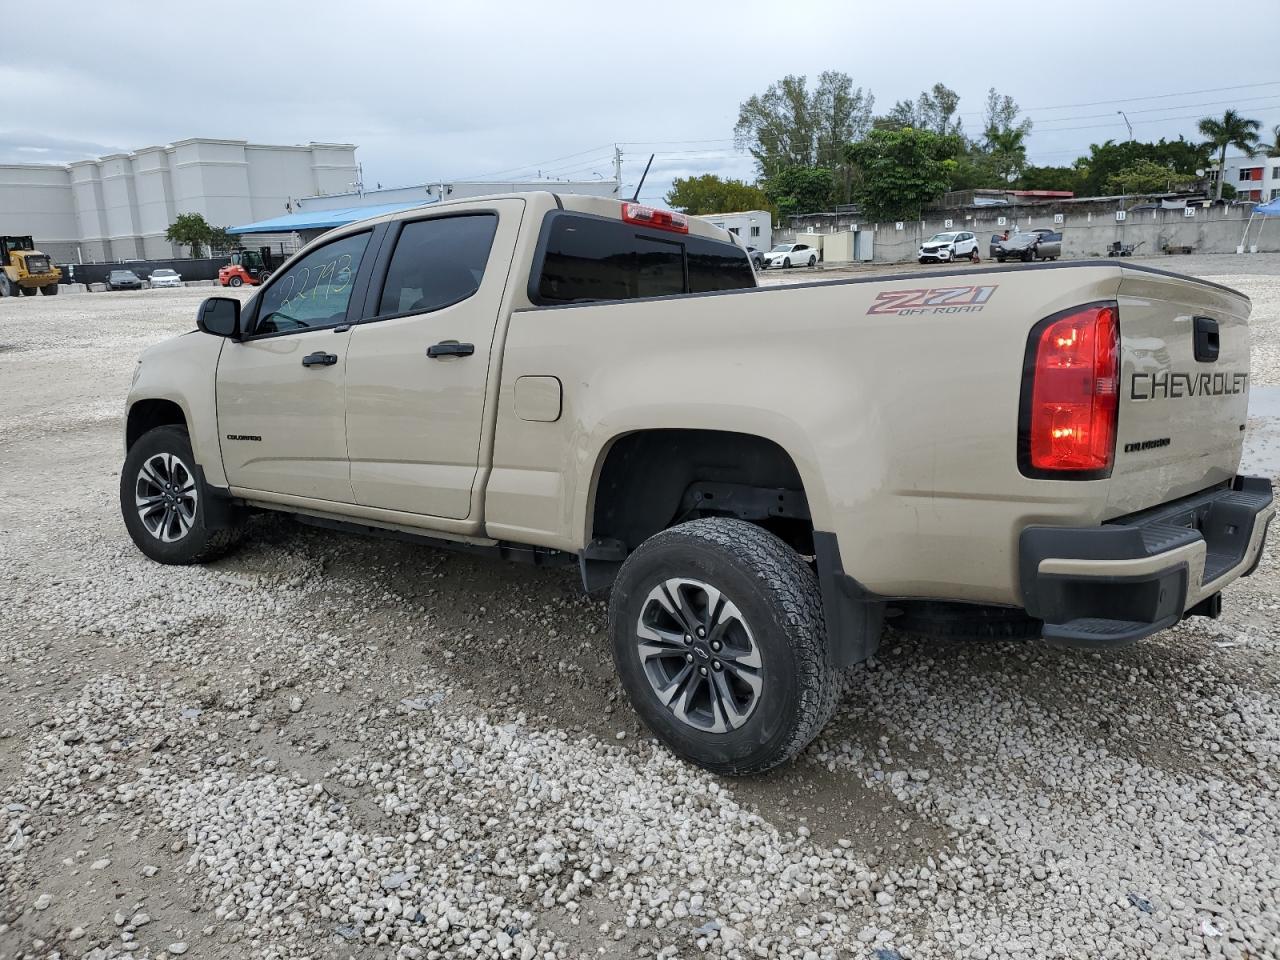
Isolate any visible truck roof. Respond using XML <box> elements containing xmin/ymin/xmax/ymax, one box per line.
<box><xmin>329</xmin><ymin>191</ymin><xmax>734</xmax><ymax>246</ymax></box>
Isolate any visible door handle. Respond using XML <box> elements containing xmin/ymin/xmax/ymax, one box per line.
<box><xmin>1193</xmin><ymin>316</ymin><xmax>1219</xmax><ymax>363</ymax></box>
<box><xmin>427</xmin><ymin>341</ymin><xmax>475</xmax><ymax>358</ymax></box>
<box><xmin>302</xmin><ymin>351</ymin><xmax>338</xmax><ymax>367</ymax></box>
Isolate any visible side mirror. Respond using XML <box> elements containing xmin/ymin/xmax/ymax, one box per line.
<box><xmin>197</xmin><ymin>296</ymin><xmax>241</xmax><ymax>338</ymax></box>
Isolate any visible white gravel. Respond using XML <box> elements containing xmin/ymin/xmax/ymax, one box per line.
<box><xmin>2</xmin><ymin>267</ymin><xmax>1279</xmax><ymax>959</ymax></box>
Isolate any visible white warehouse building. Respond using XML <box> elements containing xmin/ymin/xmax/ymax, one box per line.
<box><xmin>0</xmin><ymin>138</ymin><xmax>359</xmax><ymax>263</ymax></box>
<box><xmin>695</xmin><ymin>210</ymin><xmax>772</xmax><ymax>254</ymax></box>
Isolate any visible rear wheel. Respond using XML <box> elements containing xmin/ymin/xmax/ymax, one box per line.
<box><xmin>808</xmin><ymin>255</ymin><xmax>817</xmax><ymax>267</ymax></box>
<box><xmin>40</xmin><ymin>283</ymin><xmax>59</xmax><ymax>295</ymax></box>
<box><xmin>1021</xmin><ymin>249</ymin><xmax>1034</xmax><ymax>263</ymax></box>
<box><xmin>609</xmin><ymin>518</ymin><xmax>838</xmax><ymax>775</ymax></box>
<box><xmin>970</xmin><ymin>249</ymin><xmax>980</xmax><ymax>263</ymax></box>
<box><xmin>120</xmin><ymin>425</ymin><xmax>242</xmax><ymax>565</ymax></box>
<box><xmin>20</xmin><ymin>285</ymin><xmax>36</xmax><ymax>296</ymax></box>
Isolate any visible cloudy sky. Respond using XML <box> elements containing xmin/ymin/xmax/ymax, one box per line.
<box><xmin>5</xmin><ymin>0</ymin><xmax>1278</xmax><ymax>204</ymax></box>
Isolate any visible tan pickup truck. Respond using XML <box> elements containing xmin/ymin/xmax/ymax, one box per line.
<box><xmin>121</xmin><ymin>192</ymin><xmax>1274</xmax><ymax>774</ymax></box>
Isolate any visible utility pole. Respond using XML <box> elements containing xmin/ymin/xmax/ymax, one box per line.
<box><xmin>613</xmin><ymin>145</ymin><xmax>623</xmax><ymax>195</ymax></box>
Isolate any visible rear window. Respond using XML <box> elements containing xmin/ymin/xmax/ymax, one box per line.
<box><xmin>532</xmin><ymin>213</ymin><xmax>754</xmax><ymax>304</ymax></box>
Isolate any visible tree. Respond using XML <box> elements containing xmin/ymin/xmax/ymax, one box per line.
<box><xmin>1261</xmin><ymin>124</ymin><xmax>1280</xmax><ymax>157</ymax></box>
<box><xmin>761</xmin><ymin>166</ymin><xmax>835</xmax><ymax>219</ymax></box>
<box><xmin>981</xmin><ymin>89</ymin><xmax>1033</xmax><ymax>183</ymax></box>
<box><xmin>1071</xmin><ymin>138</ymin><xmax>1212</xmax><ymax>196</ymax></box>
<box><xmin>1105</xmin><ymin>159</ymin><xmax>1193</xmax><ymax>195</ymax></box>
<box><xmin>876</xmin><ymin>83</ymin><xmax>962</xmax><ymax>137</ymax></box>
<box><xmin>734</xmin><ymin>72</ymin><xmax>874</xmax><ymax>184</ymax></box>
<box><xmin>208</xmin><ymin>226</ymin><xmax>238</xmax><ymax>254</ymax></box>
<box><xmin>1018</xmin><ymin>164</ymin><xmax>1089</xmax><ymax>195</ymax></box>
<box><xmin>844</xmin><ymin>128</ymin><xmax>962</xmax><ymax>221</ymax></box>
<box><xmin>1198</xmin><ymin>109</ymin><xmax>1262</xmax><ymax>199</ymax></box>
<box><xmin>665</xmin><ymin>175</ymin><xmax>773</xmax><ymax>216</ymax></box>
<box><xmin>165</xmin><ymin>213</ymin><xmax>214</xmax><ymax>259</ymax></box>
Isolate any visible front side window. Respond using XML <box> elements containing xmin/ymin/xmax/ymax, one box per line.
<box><xmin>377</xmin><ymin>214</ymin><xmax>498</xmax><ymax>317</ymax></box>
<box><xmin>254</xmin><ymin>231</ymin><xmax>370</xmax><ymax>335</ymax></box>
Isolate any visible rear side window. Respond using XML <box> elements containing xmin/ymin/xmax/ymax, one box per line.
<box><xmin>533</xmin><ymin>213</ymin><xmax>753</xmax><ymax>304</ymax></box>
<box><xmin>376</xmin><ymin>213</ymin><xmax>498</xmax><ymax>317</ymax></box>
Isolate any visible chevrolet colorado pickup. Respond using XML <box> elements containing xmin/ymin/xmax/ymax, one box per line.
<box><xmin>121</xmin><ymin>192</ymin><xmax>1274</xmax><ymax>774</ymax></box>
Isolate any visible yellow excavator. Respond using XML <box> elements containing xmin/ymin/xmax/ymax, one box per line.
<box><xmin>0</xmin><ymin>236</ymin><xmax>61</xmax><ymax>297</ymax></box>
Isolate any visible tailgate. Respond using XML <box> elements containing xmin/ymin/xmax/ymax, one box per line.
<box><xmin>1107</xmin><ymin>268</ymin><xmax>1252</xmax><ymax>517</ymax></box>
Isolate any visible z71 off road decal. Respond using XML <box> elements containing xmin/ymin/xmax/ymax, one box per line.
<box><xmin>867</xmin><ymin>284</ymin><xmax>998</xmax><ymax>316</ymax></box>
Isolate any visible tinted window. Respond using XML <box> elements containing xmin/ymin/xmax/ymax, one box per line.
<box><xmin>687</xmin><ymin>235</ymin><xmax>757</xmax><ymax>293</ymax></box>
<box><xmin>534</xmin><ymin>214</ymin><xmax>753</xmax><ymax>304</ymax></box>
<box><xmin>254</xmin><ymin>232</ymin><xmax>370</xmax><ymax>335</ymax></box>
<box><xmin>377</xmin><ymin>214</ymin><xmax>497</xmax><ymax>317</ymax></box>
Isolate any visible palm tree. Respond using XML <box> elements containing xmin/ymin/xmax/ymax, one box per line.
<box><xmin>1264</xmin><ymin>124</ymin><xmax>1280</xmax><ymax>158</ymax></box>
<box><xmin>1198</xmin><ymin>109</ymin><xmax>1262</xmax><ymax>200</ymax></box>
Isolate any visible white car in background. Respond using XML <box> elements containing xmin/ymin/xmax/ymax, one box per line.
<box><xmin>148</xmin><ymin>268</ymin><xmax>182</xmax><ymax>288</ymax></box>
<box><xmin>763</xmin><ymin>242</ymin><xmax>818</xmax><ymax>269</ymax></box>
<box><xmin>918</xmin><ymin>231</ymin><xmax>980</xmax><ymax>264</ymax></box>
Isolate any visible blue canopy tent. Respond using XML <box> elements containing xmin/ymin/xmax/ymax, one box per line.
<box><xmin>1239</xmin><ymin>196</ymin><xmax>1280</xmax><ymax>253</ymax></box>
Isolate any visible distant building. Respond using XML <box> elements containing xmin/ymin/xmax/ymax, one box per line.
<box><xmin>1213</xmin><ymin>154</ymin><xmax>1280</xmax><ymax>202</ymax></box>
<box><xmin>695</xmin><ymin>210</ymin><xmax>772</xmax><ymax>253</ymax></box>
<box><xmin>229</xmin><ymin>178</ymin><xmax>622</xmax><ymax>250</ymax></box>
<box><xmin>0</xmin><ymin>139</ymin><xmax>358</xmax><ymax>262</ymax></box>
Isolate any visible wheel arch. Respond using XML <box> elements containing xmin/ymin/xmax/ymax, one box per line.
<box><xmin>126</xmin><ymin>397</ymin><xmax>188</xmax><ymax>451</ymax></box>
<box><xmin>581</xmin><ymin>427</ymin><xmax>830</xmax><ymax>587</ymax></box>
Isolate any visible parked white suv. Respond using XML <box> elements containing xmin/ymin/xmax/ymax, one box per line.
<box><xmin>918</xmin><ymin>231</ymin><xmax>980</xmax><ymax>264</ymax></box>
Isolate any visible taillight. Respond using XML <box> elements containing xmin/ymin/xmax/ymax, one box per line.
<box><xmin>621</xmin><ymin>202</ymin><xmax>688</xmax><ymax>234</ymax></box>
<box><xmin>1018</xmin><ymin>301</ymin><xmax>1119</xmax><ymax>479</ymax></box>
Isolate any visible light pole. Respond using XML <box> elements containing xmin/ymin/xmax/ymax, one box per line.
<box><xmin>1117</xmin><ymin>111</ymin><xmax>1133</xmax><ymax>140</ymax></box>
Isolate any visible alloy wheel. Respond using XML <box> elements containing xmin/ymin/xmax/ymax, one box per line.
<box><xmin>135</xmin><ymin>452</ymin><xmax>198</xmax><ymax>542</ymax></box>
<box><xmin>635</xmin><ymin>578</ymin><xmax>763</xmax><ymax>733</ymax></box>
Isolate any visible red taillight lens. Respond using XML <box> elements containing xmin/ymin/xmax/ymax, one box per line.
<box><xmin>621</xmin><ymin>202</ymin><xmax>689</xmax><ymax>234</ymax></box>
<box><xmin>1020</xmin><ymin>302</ymin><xmax>1119</xmax><ymax>477</ymax></box>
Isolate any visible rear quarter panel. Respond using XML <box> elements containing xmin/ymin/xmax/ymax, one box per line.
<box><xmin>487</xmin><ymin>264</ymin><xmax>1131</xmax><ymax>604</ymax></box>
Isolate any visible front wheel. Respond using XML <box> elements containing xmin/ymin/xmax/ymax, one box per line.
<box><xmin>120</xmin><ymin>425</ymin><xmax>242</xmax><ymax>565</ymax></box>
<box><xmin>228</xmin><ymin>275</ymin><xmax>244</xmax><ymax>287</ymax></box>
<box><xmin>783</xmin><ymin>258</ymin><xmax>791</xmax><ymax>269</ymax></box>
<box><xmin>40</xmin><ymin>283</ymin><xmax>59</xmax><ymax>295</ymax></box>
<box><xmin>608</xmin><ymin>518</ymin><xmax>838</xmax><ymax>775</ymax></box>
<box><xmin>20</xmin><ymin>285</ymin><xmax>37</xmax><ymax>296</ymax></box>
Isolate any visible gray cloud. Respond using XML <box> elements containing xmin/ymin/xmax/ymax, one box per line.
<box><xmin>7</xmin><ymin>0</ymin><xmax>1277</xmax><ymax>204</ymax></box>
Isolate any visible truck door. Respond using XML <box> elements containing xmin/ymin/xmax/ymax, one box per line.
<box><xmin>215</xmin><ymin>229</ymin><xmax>377</xmax><ymax>503</ymax></box>
<box><xmin>344</xmin><ymin>199</ymin><xmax>525</xmax><ymax>520</ymax></box>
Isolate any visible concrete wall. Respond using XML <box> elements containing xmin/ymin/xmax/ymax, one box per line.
<box><xmin>781</xmin><ymin>200</ymin><xmax>1273</xmax><ymax>264</ymax></box>
<box><xmin>0</xmin><ymin>139</ymin><xmax>358</xmax><ymax>263</ymax></box>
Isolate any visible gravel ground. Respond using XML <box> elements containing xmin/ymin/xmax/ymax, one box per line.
<box><xmin>2</xmin><ymin>260</ymin><xmax>1278</xmax><ymax>960</ymax></box>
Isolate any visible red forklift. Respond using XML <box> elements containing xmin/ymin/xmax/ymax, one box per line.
<box><xmin>218</xmin><ymin>246</ymin><xmax>280</xmax><ymax>287</ymax></box>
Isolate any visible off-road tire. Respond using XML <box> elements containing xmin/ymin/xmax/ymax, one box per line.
<box><xmin>40</xmin><ymin>283</ymin><xmax>59</xmax><ymax>295</ymax></box>
<box><xmin>120</xmin><ymin>425</ymin><xmax>242</xmax><ymax>565</ymax></box>
<box><xmin>609</xmin><ymin>518</ymin><xmax>838</xmax><ymax>775</ymax></box>
<box><xmin>20</xmin><ymin>285</ymin><xmax>36</xmax><ymax>296</ymax></box>
<box><xmin>893</xmin><ymin>600</ymin><xmax>1042</xmax><ymax>642</ymax></box>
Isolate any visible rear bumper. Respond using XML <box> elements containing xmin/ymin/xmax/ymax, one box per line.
<box><xmin>1019</xmin><ymin>476</ymin><xmax>1274</xmax><ymax>648</ymax></box>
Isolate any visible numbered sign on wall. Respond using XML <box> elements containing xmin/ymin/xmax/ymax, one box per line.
<box><xmin>1116</xmin><ymin>210</ymin><xmax>1127</xmax><ymax>222</ymax></box>
<box><xmin>1053</xmin><ymin>213</ymin><xmax>1064</xmax><ymax>224</ymax></box>
<box><xmin>1184</xmin><ymin>206</ymin><xmax>1197</xmax><ymax>218</ymax></box>
<box><xmin>997</xmin><ymin>216</ymin><xmax>1007</xmax><ymax>226</ymax></box>
<box><xmin>895</xmin><ymin>222</ymin><xmax>904</xmax><ymax>231</ymax></box>
<box><xmin>944</xmin><ymin>219</ymin><xmax>953</xmax><ymax>228</ymax></box>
